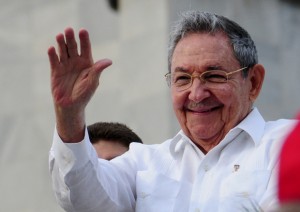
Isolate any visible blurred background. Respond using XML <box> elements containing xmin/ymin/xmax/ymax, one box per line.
<box><xmin>0</xmin><ymin>0</ymin><xmax>299</xmax><ymax>211</ymax></box>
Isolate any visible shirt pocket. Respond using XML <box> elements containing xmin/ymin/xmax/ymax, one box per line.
<box><xmin>219</xmin><ymin>170</ymin><xmax>271</xmax><ymax>211</ymax></box>
<box><xmin>135</xmin><ymin>171</ymin><xmax>182</xmax><ymax>212</ymax></box>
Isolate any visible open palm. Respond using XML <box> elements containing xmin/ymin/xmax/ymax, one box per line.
<box><xmin>48</xmin><ymin>28</ymin><xmax>112</xmax><ymax>111</ymax></box>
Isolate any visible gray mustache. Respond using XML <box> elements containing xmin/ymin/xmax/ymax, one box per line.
<box><xmin>186</xmin><ymin>100</ymin><xmax>221</xmax><ymax>109</ymax></box>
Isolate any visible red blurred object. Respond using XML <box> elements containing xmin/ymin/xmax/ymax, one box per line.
<box><xmin>278</xmin><ymin>114</ymin><xmax>300</xmax><ymax>203</ymax></box>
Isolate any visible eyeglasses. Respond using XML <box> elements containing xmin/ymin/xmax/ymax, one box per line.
<box><xmin>164</xmin><ymin>67</ymin><xmax>248</xmax><ymax>91</ymax></box>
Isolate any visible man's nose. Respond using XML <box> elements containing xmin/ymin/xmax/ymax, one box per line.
<box><xmin>188</xmin><ymin>77</ymin><xmax>210</xmax><ymax>102</ymax></box>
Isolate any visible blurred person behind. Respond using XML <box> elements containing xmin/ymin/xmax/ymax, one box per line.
<box><xmin>87</xmin><ymin>122</ymin><xmax>143</xmax><ymax>160</ymax></box>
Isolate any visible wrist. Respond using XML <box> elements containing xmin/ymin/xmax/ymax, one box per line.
<box><xmin>55</xmin><ymin>106</ymin><xmax>86</xmax><ymax>143</ymax></box>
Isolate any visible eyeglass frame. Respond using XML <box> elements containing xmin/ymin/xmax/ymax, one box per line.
<box><xmin>164</xmin><ymin>67</ymin><xmax>248</xmax><ymax>91</ymax></box>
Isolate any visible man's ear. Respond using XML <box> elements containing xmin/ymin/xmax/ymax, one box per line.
<box><xmin>248</xmin><ymin>64</ymin><xmax>265</xmax><ymax>102</ymax></box>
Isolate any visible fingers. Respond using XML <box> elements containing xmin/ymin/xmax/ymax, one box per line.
<box><xmin>55</xmin><ymin>27</ymin><xmax>79</xmax><ymax>62</ymax></box>
<box><xmin>64</xmin><ymin>28</ymin><xmax>79</xmax><ymax>57</ymax></box>
<box><xmin>47</xmin><ymin>46</ymin><xmax>59</xmax><ymax>71</ymax></box>
<box><xmin>50</xmin><ymin>28</ymin><xmax>107</xmax><ymax>73</ymax></box>
<box><xmin>56</xmin><ymin>33</ymin><xmax>68</xmax><ymax>62</ymax></box>
<box><xmin>79</xmin><ymin>29</ymin><xmax>92</xmax><ymax>60</ymax></box>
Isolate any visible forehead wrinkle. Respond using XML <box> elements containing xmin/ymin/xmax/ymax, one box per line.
<box><xmin>172</xmin><ymin>33</ymin><xmax>239</xmax><ymax>72</ymax></box>
<box><xmin>174</xmin><ymin>66</ymin><xmax>202</xmax><ymax>74</ymax></box>
<box><xmin>174</xmin><ymin>63</ymin><xmax>225</xmax><ymax>74</ymax></box>
<box><xmin>174</xmin><ymin>67</ymin><xmax>189</xmax><ymax>73</ymax></box>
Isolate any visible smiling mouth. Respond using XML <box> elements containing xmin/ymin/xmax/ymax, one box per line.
<box><xmin>186</xmin><ymin>105</ymin><xmax>222</xmax><ymax>113</ymax></box>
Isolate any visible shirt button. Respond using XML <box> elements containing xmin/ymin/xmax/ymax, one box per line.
<box><xmin>140</xmin><ymin>192</ymin><xmax>148</xmax><ymax>198</ymax></box>
<box><xmin>62</xmin><ymin>155</ymin><xmax>70</xmax><ymax>163</ymax></box>
<box><xmin>204</xmin><ymin>165</ymin><xmax>210</xmax><ymax>172</ymax></box>
<box><xmin>241</xmin><ymin>192</ymin><xmax>249</xmax><ymax>198</ymax></box>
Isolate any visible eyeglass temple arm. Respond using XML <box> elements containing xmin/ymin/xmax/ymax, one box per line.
<box><xmin>227</xmin><ymin>67</ymin><xmax>248</xmax><ymax>76</ymax></box>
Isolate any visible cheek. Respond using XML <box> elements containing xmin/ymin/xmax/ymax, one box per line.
<box><xmin>171</xmin><ymin>89</ymin><xmax>186</xmax><ymax>109</ymax></box>
<box><xmin>171</xmin><ymin>90</ymin><xmax>188</xmax><ymax>126</ymax></box>
<box><xmin>215</xmin><ymin>86</ymin><xmax>239</xmax><ymax>118</ymax></box>
<box><xmin>219</xmin><ymin>83</ymin><xmax>249</xmax><ymax>121</ymax></box>
<box><xmin>215</xmin><ymin>86</ymin><xmax>234</xmax><ymax>106</ymax></box>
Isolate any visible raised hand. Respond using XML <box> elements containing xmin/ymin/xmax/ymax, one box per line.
<box><xmin>47</xmin><ymin>28</ymin><xmax>112</xmax><ymax>142</ymax></box>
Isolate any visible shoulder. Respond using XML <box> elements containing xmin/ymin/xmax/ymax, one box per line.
<box><xmin>262</xmin><ymin>119</ymin><xmax>298</xmax><ymax>156</ymax></box>
<box><xmin>264</xmin><ymin>119</ymin><xmax>297</xmax><ymax>138</ymax></box>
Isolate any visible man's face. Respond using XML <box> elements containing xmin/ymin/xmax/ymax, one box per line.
<box><xmin>170</xmin><ymin>32</ymin><xmax>255</xmax><ymax>150</ymax></box>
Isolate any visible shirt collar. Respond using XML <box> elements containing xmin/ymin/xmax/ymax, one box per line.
<box><xmin>169</xmin><ymin>131</ymin><xmax>185</xmax><ymax>158</ymax></box>
<box><xmin>233</xmin><ymin>107</ymin><xmax>265</xmax><ymax>146</ymax></box>
<box><xmin>169</xmin><ymin>130</ymin><xmax>207</xmax><ymax>158</ymax></box>
<box><xmin>169</xmin><ymin>107</ymin><xmax>266</xmax><ymax>157</ymax></box>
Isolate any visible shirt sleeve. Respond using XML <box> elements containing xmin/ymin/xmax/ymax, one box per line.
<box><xmin>49</xmin><ymin>126</ymin><xmax>136</xmax><ymax>212</ymax></box>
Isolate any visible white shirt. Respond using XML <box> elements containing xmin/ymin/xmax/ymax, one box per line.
<box><xmin>49</xmin><ymin>108</ymin><xmax>296</xmax><ymax>212</ymax></box>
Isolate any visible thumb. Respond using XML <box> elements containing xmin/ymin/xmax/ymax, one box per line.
<box><xmin>92</xmin><ymin>59</ymin><xmax>113</xmax><ymax>77</ymax></box>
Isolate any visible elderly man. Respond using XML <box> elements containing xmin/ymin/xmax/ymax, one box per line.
<box><xmin>48</xmin><ymin>11</ymin><xmax>297</xmax><ymax>211</ymax></box>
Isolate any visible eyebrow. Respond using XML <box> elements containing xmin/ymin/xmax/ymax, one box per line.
<box><xmin>206</xmin><ymin>65</ymin><xmax>223</xmax><ymax>71</ymax></box>
<box><xmin>174</xmin><ymin>67</ymin><xmax>189</xmax><ymax>73</ymax></box>
<box><xmin>174</xmin><ymin>65</ymin><xmax>224</xmax><ymax>73</ymax></box>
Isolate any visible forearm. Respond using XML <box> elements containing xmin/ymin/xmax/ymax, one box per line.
<box><xmin>54</xmin><ymin>105</ymin><xmax>85</xmax><ymax>143</ymax></box>
<box><xmin>49</xmin><ymin>128</ymin><xmax>136</xmax><ymax>211</ymax></box>
<box><xmin>50</xmin><ymin>158</ymin><xmax>121</xmax><ymax>212</ymax></box>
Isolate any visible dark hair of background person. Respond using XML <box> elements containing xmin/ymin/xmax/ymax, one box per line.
<box><xmin>87</xmin><ymin>122</ymin><xmax>143</xmax><ymax>147</ymax></box>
